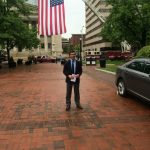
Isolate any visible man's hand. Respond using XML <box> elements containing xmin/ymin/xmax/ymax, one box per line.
<box><xmin>75</xmin><ymin>74</ymin><xmax>79</xmax><ymax>78</ymax></box>
<box><xmin>68</xmin><ymin>74</ymin><xmax>79</xmax><ymax>79</ymax></box>
<box><xmin>68</xmin><ymin>75</ymin><xmax>74</xmax><ymax>79</ymax></box>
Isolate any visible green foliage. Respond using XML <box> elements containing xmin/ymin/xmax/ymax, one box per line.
<box><xmin>16</xmin><ymin>27</ymin><xmax>40</xmax><ymax>51</ymax></box>
<box><xmin>101</xmin><ymin>0</ymin><xmax>150</xmax><ymax>47</ymax></box>
<box><xmin>63</xmin><ymin>45</ymin><xmax>70</xmax><ymax>53</ymax></box>
<box><xmin>0</xmin><ymin>0</ymin><xmax>39</xmax><ymax>61</ymax></box>
<box><xmin>136</xmin><ymin>46</ymin><xmax>150</xmax><ymax>58</ymax></box>
<box><xmin>70</xmin><ymin>44</ymin><xmax>80</xmax><ymax>52</ymax></box>
<box><xmin>99</xmin><ymin>60</ymin><xmax>126</xmax><ymax>73</ymax></box>
<box><xmin>63</xmin><ymin>44</ymin><xmax>80</xmax><ymax>54</ymax></box>
<box><xmin>74</xmin><ymin>44</ymin><xmax>80</xmax><ymax>53</ymax></box>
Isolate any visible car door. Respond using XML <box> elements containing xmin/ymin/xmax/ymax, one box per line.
<box><xmin>140</xmin><ymin>62</ymin><xmax>150</xmax><ymax>101</ymax></box>
<box><xmin>124</xmin><ymin>61</ymin><xmax>146</xmax><ymax>97</ymax></box>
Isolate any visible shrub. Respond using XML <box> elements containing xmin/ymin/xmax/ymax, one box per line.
<box><xmin>136</xmin><ymin>46</ymin><xmax>150</xmax><ymax>58</ymax></box>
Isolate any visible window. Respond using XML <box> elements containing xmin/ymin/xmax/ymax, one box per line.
<box><xmin>127</xmin><ymin>61</ymin><xmax>145</xmax><ymax>72</ymax></box>
<box><xmin>144</xmin><ymin>63</ymin><xmax>150</xmax><ymax>74</ymax></box>
<box><xmin>48</xmin><ymin>43</ymin><xmax>51</xmax><ymax>49</ymax></box>
<box><xmin>41</xmin><ymin>43</ymin><xmax>45</xmax><ymax>49</ymax></box>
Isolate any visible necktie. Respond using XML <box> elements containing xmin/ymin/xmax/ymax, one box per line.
<box><xmin>72</xmin><ymin>60</ymin><xmax>74</xmax><ymax>74</ymax></box>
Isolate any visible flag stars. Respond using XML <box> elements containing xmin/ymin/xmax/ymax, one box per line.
<box><xmin>50</xmin><ymin>0</ymin><xmax>64</xmax><ymax>7</ymax></box>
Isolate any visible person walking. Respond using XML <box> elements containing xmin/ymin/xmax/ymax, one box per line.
<box><xmin>63</xmin><ymin>51</ymin><xmax>83</xmax><ymax>111</ymax></box>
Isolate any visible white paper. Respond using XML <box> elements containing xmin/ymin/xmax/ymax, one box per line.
<box><xmin>71</xmin><ymin>74</ymin><xmax>76</xmax><ymax>82</ymax></box>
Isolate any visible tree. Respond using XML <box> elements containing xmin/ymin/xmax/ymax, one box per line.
<box><xmin>136</xmin><ymin>46</ymin><xmax>150</xmax><ymax>58</ymax></box>
<box><xmin>17</xmin><ymin>27</ymin><xmax>40</xmax><ymax>52</ymax></box>
<box><xmin>0</xmin><ymin>0</ymin><xmax>40</xmax><ymax>66</ymax></box>
<box><xmin>101</xmin><ymin>0</ymin><xmax>150</xmax><ymax>49</ymax></box>
<box><xmin>63</xmin><ymin>45</ymin><xmax>70</xmax><ymax>54</ymax></box>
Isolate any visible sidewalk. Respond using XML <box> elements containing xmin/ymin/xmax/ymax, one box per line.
<box><xmin>0</xmin><ymin>63</ymin><xmax>150</xmax><ymax>150</ymax></box>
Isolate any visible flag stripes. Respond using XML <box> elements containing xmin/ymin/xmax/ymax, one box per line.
<box><xmin>38</xmin><ymin>0</ymin><xmax>67</xmax><ymax>36</ymax></box>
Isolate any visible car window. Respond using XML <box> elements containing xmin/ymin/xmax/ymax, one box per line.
<box><xmin>127</xmin><ymin>61</ymin><xmax>145</xmax><ymax>72</ymax></box>
<box><xmin>144</xmin><ymin>63</ymin><xmax>150</xmax><ymax>74</ymax></box>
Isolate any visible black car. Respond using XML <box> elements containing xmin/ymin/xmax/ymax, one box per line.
<box><xmin>115</xmin><ymin>58</ymin><xmax>150</xmax><ymax>102</ymax></box>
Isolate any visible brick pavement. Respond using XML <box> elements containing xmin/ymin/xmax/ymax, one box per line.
<box><xmin>0</xmin><ymin>63</ymin><xmax>150</xmax><ymax>150</ymax></box>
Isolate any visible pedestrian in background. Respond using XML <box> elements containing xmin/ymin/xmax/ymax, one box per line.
<box><xmin>63</xmin><ymin>51</ymin><xmax>83</xmax><ymax>111</ymax></box>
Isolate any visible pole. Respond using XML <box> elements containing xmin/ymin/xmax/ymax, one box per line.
<box><xmin>80</xmin><ymin>38</ymin><xmax>82</xmax><ymax>65</ymax></box>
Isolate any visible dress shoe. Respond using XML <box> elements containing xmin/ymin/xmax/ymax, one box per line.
<box><xmin>76</xmin><ymin>104</ymin><xmax>83</xmax><ymax>109</ymax></box>
<box><xmin>66</xmin><ymin>105</ymin><xmax>70</xmax><ymax>111</ymax></box>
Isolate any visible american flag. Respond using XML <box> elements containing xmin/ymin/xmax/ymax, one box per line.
<box><xmin>38</xmin><ymin>0</ymin><xmax>67</xmax><ymax>36</ymax></box>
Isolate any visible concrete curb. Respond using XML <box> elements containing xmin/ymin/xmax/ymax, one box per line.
<box><xmin>95</xmin><ymin>68</ymin><xmax>116</xmax><ymax>75</ymax></box>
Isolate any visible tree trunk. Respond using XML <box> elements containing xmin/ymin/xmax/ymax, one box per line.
<box><xmin>7</xmin><ymin>47</ymin><xmax>11</xmax><ymax>67</ymax></box>
<box><xmin>140</xmin><ymin>29</ymin><xmax>147</xmax><ymax>47</ymax></box>
<box><xmin>6</xmin><ymin>42</ymin><xmax>11</xmax><ymax>67</ymax></box>
<box><xmin>7</xmin><ymin>48</ymin><xmax>10</xmax><ymax>61</ymax></box>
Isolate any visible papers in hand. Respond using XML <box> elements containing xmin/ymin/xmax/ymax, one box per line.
<box><xmin>70</xmin><ymin>74</ymin><xmax>76</xmax><ymax>82</ymax></box>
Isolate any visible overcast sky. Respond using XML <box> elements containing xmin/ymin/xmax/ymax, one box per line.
<box><xmin>63</xmin><ymin>0</ymin><xmax>85</xmax><ymax>38</ymax></box>
<box><xmin>28</xmin><ymin>0</ymin><xmax>85</xmax><ymax>39</ymax></box>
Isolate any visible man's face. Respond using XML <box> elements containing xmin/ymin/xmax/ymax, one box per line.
<box><xmin>70</xmin><ymin>52</ymin><xmax>76</xmax><ymax>60</ymax></box>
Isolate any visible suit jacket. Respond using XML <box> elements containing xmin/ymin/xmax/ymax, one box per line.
<box><xmin>63</xmin><ymin>59</ymin><xmax>82</xmax><ymax>84</ymax></box>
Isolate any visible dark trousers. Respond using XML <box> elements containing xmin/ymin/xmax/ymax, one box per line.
<box><xmin>66</xmin><ymin>82</ymin><xmax>80</xmax><ymax>106</ymax></box>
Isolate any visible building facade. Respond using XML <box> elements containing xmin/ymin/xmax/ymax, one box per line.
<box><xmin>70</xmin><ymin>34</ymin><xmax>83</xmax><ymax>46</ymax></box>
<box><xmin>11</xmin><ymin>3</ymin><xmax>63</xmax><ymax>59</ymax></box>
<box><xmin>83</xmin><ymin>0</ymin><xmax>112</xmax><ymax>56</ymax></box>
<box><xmin>62</xmin><ymin>38</ymin><xmax>69</xmax><ymax>51</ymax></box>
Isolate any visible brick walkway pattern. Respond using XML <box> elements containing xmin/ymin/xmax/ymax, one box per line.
<box><xmin>0</xmin><ymin>63</ymin><xmax>150</xmax><ymax>150</ymax></box>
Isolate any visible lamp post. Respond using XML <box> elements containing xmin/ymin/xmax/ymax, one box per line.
<box><xmin>80</xmin><ymin>26</ymin><xmax>84</xmax><ymax>63</ymax></box>
<box><xmin>79</xmin><ymin>37</ymin><xmax>82</xmax><ymax>65</ymax></box>
<box><xmin>52</xmin><ymin>43</ymin><xmax>55</xmax><ymax>56</ymax></box>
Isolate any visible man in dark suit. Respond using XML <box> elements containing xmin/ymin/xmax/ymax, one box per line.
<box><xmin>63</xmin><ymin>51</ymin><xmax>83</xmax><ymax>111</ymax></box>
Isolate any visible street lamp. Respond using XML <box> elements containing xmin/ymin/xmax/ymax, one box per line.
<box><xmin>79</xmin><ymin>37</ymin><xmax>82</xmax><ymax>65</ymax></box>
<box><xmin>52</xmin><ymin>43</ymin><xmax>55</xmax><ymax>56</ymax></box>
<box><xmin>80</xmin><ymin>26</ymin><xmax>84</xmax><ymax>63</ymax></box>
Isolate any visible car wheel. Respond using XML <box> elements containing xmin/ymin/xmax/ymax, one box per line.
<box><xmin>117</xmin><ymin>79</ymin><xmax>126</xmax><ymax>96</ymax></box>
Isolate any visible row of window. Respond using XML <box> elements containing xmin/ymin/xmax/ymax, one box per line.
<box><xmin>86</xmin><ymin>13</ymin><xmax>97</xmax><ymax>23</ymax></box>
<box><xmin>86</xmin><ymin>0</ymin><xmax>107</xmax><ymax>17</ymax></box>
<box><xmin>127</xmin><ymin>61</ymin><xmax>150</xmax><ymax>74</ymax></box>
<box><xmin>86</xmin><ymin>18</ymin><xmax>100</xmax><ymax>29</ymax></box>
<box><xmin>86</xmin><ymin>52</ymin><xmax>100</xmax><ymax>55</ymax></box>
<box><xmin>85</xmin><ymin>48</ymin><xmax>98</xmax><ymax>52</ymax></box>
<box><xmin>85</xmin><ymin>48</ymin><xmax>100</xmax><ymax>55</ymax></box>
<box><xmin>40</xmin><ymin>43</ymin><xmax>51</xmax><ymax>49</ymax></box>
<box><xmin>86</xmin><ymin>7</ymin><xmax>109</xmax><ymax>19</ymax></box>
<box><xmin>85</xmin><ymin>26</ymin><xmax>101</xmax><ymax>38</ymax></box>
<box><xmin>99</xmin><ymin>8</ymin><xmax>111</xmax><ymax>13</ymax></box>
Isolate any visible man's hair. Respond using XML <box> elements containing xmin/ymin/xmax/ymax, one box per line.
<box><xmin>69</xmin><ymin>51</ymin><xmax>76</xmax><ymax>55</ymax></box>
